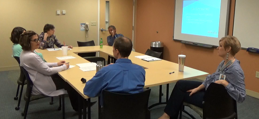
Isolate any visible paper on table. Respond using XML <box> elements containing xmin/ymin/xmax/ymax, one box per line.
<box><xmin>56</xmin><ymin>56</ymin><xmax>76</xmax><ymax>60</ymax></box>
<box><xmin>59</xmin><ymin>48</ymin><xmax>72</xmax><ymax>50</ymax></box>
<box><xmin>142</xmin><ymin>57</ymin><xmax>161</xmax><ymax>61</ymax></box>
<box><xmin>47</xmin><ymin>48</ymin><xmax>61</xmax><ymax>51</ymax></box>
<box><xmin>79</xmin><ymin>66</ymin><xmax>96</xmax><ymax>72</ymax></box>
<box><xmin>47</xmin><ymin>48</ymin><xmax>72</xmax><ymax>51</ymax></box>
<box><xmin>135</xmin><ymin>55</ymin><xmax>161</xmax><ymax>61</ymax></box>
<box><xmin>76</xmin><ymin>63</ymin><xmax>96</xmax><ymax>68</ymax></box>
<box><xmin>76</xmin><ymin>63</ymin><xmax>96</xmax><ymax>72</ymax></box>
<box><xmin>69</xmin><ymin>65</ymin><xmax>75</xmax><ymax>69</ymax></box>
<box><xmin>135</xmin><ymin>55</ymin><xmax>151</xmax><ymax>59</ymax></box>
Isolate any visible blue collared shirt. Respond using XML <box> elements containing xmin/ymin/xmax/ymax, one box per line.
<box><xmin>107</xmin><ymin>34</ymin><xmax>124</xmax><ymax>46</ymax></box>
<box><xmin>83</xmin><ymin>59</ymin><xmax>145</xmax><ymax>97</ymax></box>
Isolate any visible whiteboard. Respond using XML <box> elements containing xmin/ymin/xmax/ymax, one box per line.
<box><xmin>233</xmin><ymin>0</ymin><xmax>259</xmax><ymax>48</ymax></box>
<box><xmin>173</xmin><ymin>0</ymin><xmax>230</xmax><ymax>46</ymax></box>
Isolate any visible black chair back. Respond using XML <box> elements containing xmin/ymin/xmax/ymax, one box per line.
<box><xmin>14</xmin><ymin>56</ymin><xmax>26</xmax><ymax>84</ymax></box>
<box><xmin>77</xmin><ymin>40</ymin><xmax>96</xmax><ymax>57</ymax></box>
<box><xmin>203</xmin><ymin>83</ymin><xmax>237</xmax><ymax>119</ymax></box>
<box><xmin>20</xmin><ymin>67</ymin><xmax>33</xmax><ymax>95</ymax></box>
<box><xmin>102</xmin><ymin>89</ymin><xmax>151</xmax><ymax>119</ymax></box>
<box><xmin>85</xmin><ymin>57</ymin><xmax>106</xmax><ymax>66</ymax></box>
<box><xmin>20</xmin><ymin>67</ymin><xmax>64</xmax><ymax>119</ymax></box>
<box><xmin>145</xmin><ymin>49</ymin><xmax>162</xmax><ymax>58</ymax></box>
<box><xmin>14</xmin><ymin>56</ymin><xmax>20</xmax><ymax>64</ymax></box>
<box><xmin>77</xmin><ymin>40</ymin><xmax>95</xmax><ymax>46</ymax></box>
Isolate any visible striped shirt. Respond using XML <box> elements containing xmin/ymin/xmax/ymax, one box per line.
<box><xmin>38</xmin><ymin>32</ymin><xmax>63</xmax><ymax>49</ymax></box>
<box><xmin>202</xmin><ymin>60</ymin><xmax>246</xmax><ymax>103</ymax></box>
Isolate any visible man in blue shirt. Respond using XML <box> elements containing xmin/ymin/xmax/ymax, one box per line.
<box><xmin>107</xmin><ymin>25</ymin><xmax>124</xmax><ymax>46</ymax></box>
<box><xmin>83</xmin><ymin>37</ymin><xmax>145</xmax><ymax>98</ymax></box>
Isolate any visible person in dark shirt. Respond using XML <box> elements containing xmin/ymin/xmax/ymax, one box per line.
<box><xmin>39</xmin><ymin>24</ymin><xmax>73</xmax><ymax>49</ymax></box>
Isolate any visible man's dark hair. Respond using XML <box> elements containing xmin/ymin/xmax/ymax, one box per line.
<box><xmin>10</xmin><ymin>27</ymin><xmax>26</xmax><ymax>44</ymax></box>
<box><xmin>108</xmin><ymin>25</ymin><xmax>116</xmax><ymax>30</ymax></box>
<box><xmin>113</xmin><ymin>37</ymin><xmax>132</xmax><ymax>57</ymax></box>
<box><xmin>43</xmin><ymin>24</ymin><xmax>55</xmax><ymax>32</ymax></box>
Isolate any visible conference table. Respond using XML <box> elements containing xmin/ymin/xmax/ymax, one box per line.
<box><xmin>38</xmin><ymin>45</ymin><xmax>208</xmax><ymax>119</ymax></box>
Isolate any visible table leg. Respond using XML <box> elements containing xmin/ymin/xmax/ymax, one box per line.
<box><xmin>148</xmin><ymin>84</ymin><xmax>169</xmax><ymax>109</ymax></box>
<box><xmin>166</xmin><ymin>84</ymin><xmax>169</xmax><ymax>102</ymax></box>
<box><xmin>78</xmin><ymin>94</ymin><xmax>82</xmax><ymax>119</ymax></box>
<box><xmin>159</xmin><ymin>85</ymin><xmax>162</xmax><ymax>103</ymax></box>
<box><xmin>98</xmin><ymin>96</ymin><xmax>101</xmax><ymax>119</ymax></box>
<box><xmin>83</xmin><ymin>99</ymin><xmax>86</xmax><ymax>119</ymax></box>
<box><xmin>88</xmin><ymin>98</ymin><xmax>91</xmax><ymax>119</ymax></box>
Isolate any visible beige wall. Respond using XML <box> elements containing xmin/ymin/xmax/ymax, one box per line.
<box><xmin>0</xmin><ymin>0</ymin><xmax>99</xmax><ymax>71</ymax></box>
<box><xmin>135</xmin><ymin>0</ymin><xmax>259</xmax><ymax>94</ymax></box>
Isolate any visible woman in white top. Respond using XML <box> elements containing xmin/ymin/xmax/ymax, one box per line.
<box><xmin>19</xmin><ymin>31</ymin><xmax>82</xmax><ymax>112</ymax></box>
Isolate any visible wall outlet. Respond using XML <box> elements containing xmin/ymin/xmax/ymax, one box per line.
<box><xmin>91</xmin><ymin>21</ymin><xmax>97</xmax><ymax>26</ymax></box>
<box><xmin>56</xmin><ymin>10</ymin><xmax>61</xmax><ymax>15</ymax></box>
<box><xmin>256</xmin><ymin>71</ymin><xmax>259</xmax><ymax>78</ymax></box>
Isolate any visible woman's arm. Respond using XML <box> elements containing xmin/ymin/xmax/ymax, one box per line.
<box><xmin>39</xmin><ymin>34</ymin><xmax>48</xmax><ymax>49</ymax></box>
<box><xmin>225</xmin><ymin>68</ymin><xmax>246</xmax><ymax>103</ymax></box>
<box><xmin>188</xmin><ymin>84</ymin><xmax>205</xmax><ymax>96</ymax></box>
<box><xmin>188</xmin><ymin>73</ymin><xmax>215</xmax><ymax>96</ymax></box>
<box><xmin>28</xmin><ymin>54</ymin><xmax>67</xmax><ymax>75</ymax></box>
<box><xmin>215</xmin><ymin>67</ymin><xmax>246</xmax><ymax>103</ymax></box>
<box><xmin>53</xmin><ymin>36</ymin><xmax>63</xmax><ymax>48</ymax></box>
<box><xmin>45</xmin><ymin>62</ymin><xmax>59</xmax><ymax>67</ymax></box>
<box><xmin>197</xmin><ymin>84</ymin><xmax>205</xmax><ymax>91</ymax></box>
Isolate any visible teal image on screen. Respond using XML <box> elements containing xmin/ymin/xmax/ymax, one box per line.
<box><xmin>181</xmin><ymin>0</ymin><xmax>221</xmax><ymax>38</ymax></box>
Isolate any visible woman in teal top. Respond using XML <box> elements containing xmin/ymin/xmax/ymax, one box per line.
<box><xmin>11</xmin><ymin>27</ymin><xmax>45</xmax><ymax>61</ymax></box>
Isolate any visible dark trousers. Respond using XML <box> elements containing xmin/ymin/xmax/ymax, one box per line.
<box><xmin>52</xmin><ymin>74</ymin><xmax>80</xmax><ymax>112</ymax></box>
<box><xmin>164</xmin><ymin>80</ymin><xmax>205</xmax><ymax>119</ymax></box>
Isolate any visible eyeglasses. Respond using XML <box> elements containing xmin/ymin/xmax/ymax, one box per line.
<box><xmin>31</xmin><ymin>39</ymin><xmax>39</xmax><ymax>42</ymax></box>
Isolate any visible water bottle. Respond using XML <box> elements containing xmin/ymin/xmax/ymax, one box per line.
<box><xmin>178</xmin><ymin>54</ymin><xmax>186</xmax><ymax>72</ymax></box>
<box><xmin>100</xmin><ymin>38</ymin><xmax>103</xmax><ymax>48</ymax></box>
<box><xmin>96</xmin><ymin>61</ymin><xmax>103</xmax><ymax>73</ymax></box>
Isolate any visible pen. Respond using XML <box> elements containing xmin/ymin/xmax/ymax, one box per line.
<box><xmin>169</xmin><ymin>71</ymin><xmax>174</xmax><ymax>74</ymax></box>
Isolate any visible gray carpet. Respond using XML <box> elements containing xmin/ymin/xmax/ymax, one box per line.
<box><xmin>0</xmin><ymin>70</ymin><xmax>259</xmax><ymax>119</ymax></box>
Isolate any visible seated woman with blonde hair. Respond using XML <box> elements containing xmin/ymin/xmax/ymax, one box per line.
<box><xmin>159</xmin><ymin>36</ymin><xmax>246</xmax><ymax>119</ymax></box>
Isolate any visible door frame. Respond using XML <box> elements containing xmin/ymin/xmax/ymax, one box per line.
<box><xmin>132</xmin><ymin>0</ymin><xmax>136</xmax><ymax>49</ymax></box>
<box><xmin>97</xmin><ymin>0</ymin><xmax>100</xmax><ymax>56</ymax></box>
<box><xmin>97</xmin><ymin>0</ymin><xmax>136</xmax><ymax>47</ymax></box>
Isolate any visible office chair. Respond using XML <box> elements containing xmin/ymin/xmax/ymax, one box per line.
<box><xmin>179</xmin><ymin>83</ymin><xmax>238</xmax><ymax>119</ymax></box>
<box><xmin>145</xmin><ymin>49</ymin><xmax>162</xmax><ymax>58</ymax></box>
<box><xmin>20</xmin><ymin>67</ymin><xmax>65</xmax><ymax>119</ymax></box>
<box><xmin>13</xmin><ymin>56</ymin><xmax>54</xmax><ymax>111</ymax></box>
<box><xmin>203</xmin><ymin>83</ymin><xmax>237</xmax><ymax>119</ymax></box>
<box><xmin>102</xmin><ymin>89</ymin><xmax>151</xmax><ymax>119</ymax></box>
<box><xmin>13</xmin><ymin>56</ymin><xmax>26</xmax><ymax>101</ymax></box>
<box><xmin>77</xmin><ymin>41</ymin><xmax>106</xmax><ymax>65</ymax></box>
<box><xmin>77</xmin><ymin>40</ymin><xmax>96</xmax><ymax>57</ymax></box>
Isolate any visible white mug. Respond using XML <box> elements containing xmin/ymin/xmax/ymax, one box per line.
<box><xmin>62</xmin><ymin>46</ymin><xmax>68</xmax><ymax>55</ymax></box>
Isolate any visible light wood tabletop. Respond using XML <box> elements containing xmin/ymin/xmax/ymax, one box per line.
<box><xmin>38</xmin><ymin>46</ymin><xmax>209</xmax><ymax>99</ymax></box>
